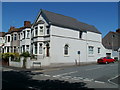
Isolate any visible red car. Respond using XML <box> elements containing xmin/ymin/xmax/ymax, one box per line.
<box><xmin>97</xmin><ymin>57</ymin><xmax>115</xmax><ymax>64</ymax></box>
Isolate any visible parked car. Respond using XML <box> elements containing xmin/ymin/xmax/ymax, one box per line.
<box><xmin>97</xmin><ymin>57</ymin><xmax>115</xmax><ymax>64</ymax></box>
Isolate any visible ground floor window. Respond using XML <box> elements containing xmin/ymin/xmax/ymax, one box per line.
<box><xmin>23</xmin><ymin>45</ymin><xmax>25</xmax><ymax>52</ymax></box>
<box><xmin>14</xmin><ymin>46</ymin><xmax>16</xmax><ymax>53</ymax></box>
<box><xmin>39</xmin><ymin>43</ymin><xmax>42</xmax><ymax>54</ymax></box>
<box><xmin>26</xmin><ymin>45</ymin><xmax>29</xmax><ymax>52</ymax></box>
<box><xmin>34</xmin><ymin>43</ymin><xmax>37</xmax><ymax>54</ymax></box>
<box><xmin>7</xmin><ymin>47</ymin><xmax>9</xmax><ymax>52</ymax></box>
<box><xmin>88</xmin><ymin>46</ymin><xmax>94</xmax><ymax>54</ymax></box>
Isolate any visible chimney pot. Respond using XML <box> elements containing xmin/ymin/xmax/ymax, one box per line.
<box><xmin>24</xmin><ymin>21</ymin><xmax>31</xmax><ymax>27</ymax></box>
<box><xmin>116</xmin><ymin>28</ymin><xmax>120</xmax><ymax>33</ymax></box>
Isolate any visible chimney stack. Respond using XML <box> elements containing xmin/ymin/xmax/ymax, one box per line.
<box><xmin>116</xmin><ymin>28</ymin><xmax>120</xmax><ymax>33</ymax></box>
<box><xmin>10</xmin><ymin>26</ymin><xmax>15</xmax><ymax>30</ymax></box>
<box><xmin>24</xmin><ymin>21</ymin><xmax>31</xmax><ymax>27</ymax></box>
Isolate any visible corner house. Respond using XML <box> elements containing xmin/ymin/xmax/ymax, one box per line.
<box><xmin>30</xmin><ymin>9</ymin><xmax>111</xmax><ymax>66</ymax></box>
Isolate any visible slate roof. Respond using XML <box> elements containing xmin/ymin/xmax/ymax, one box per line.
<box><xmin>5</xmin><ymin>25</ymin><xmax>32</xmax><ymax>35</ymax></box>
<box><xmin>39</xmin><ymin>9</ymin><xmax>101</xmax><ymax>34</ymax></box>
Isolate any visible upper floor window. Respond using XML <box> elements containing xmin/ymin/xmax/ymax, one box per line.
<box><xmin>88</xmin><ymin>46</ymin><xmax>94</xmax><ymax>54</ymax></box>
<box><xmin>40</xmin><ymin>26</ymin><xmax>43</xmax><ymax>32</ymax></box>
<box><xmin>14</xmin><ymin>34</ymin><xmax>17</xmax><ymax>40</ymax></box>
<box><xmin>47</xmin><ymin>29</ymin><xmax>50</xmax><ymax>34</ymax></box>
<box><xmin>35</xmin><ymin>27</ymin><xmax>38</xmax><ymax>36</ymax></box>
<box><xmin>5</xmin><ymin>36</ymin><xmax>7</xmax><ymax>42</ymax></box>
<box><xmin>27</xmin><ymin>30</ymin><xmax>30</xmax><ymax>38</ymax></box>
<box><xmin>18</xmin><ymin>34</ymin><xmax>20</xmax><ymax>40</ymax></box>
<box><xmin>20</xmin><ymin>33</ymin><xmax>22</xmax><ymax>40</ymax></box>
<box><xmin>11</xmin><ymin>35</ymin><xmax>13</xmax><ymax>41</ymax></box>
<box><xmin>0</xmin><ymin>38</ymin><xmax>2</xmax><ymax>43</ymax></box>
<box><xmin>64</xmin><ymin>44</ymin><xmax>69</xmax><ymax>55</ymax></box>
<box><xmin>79</xmin><ymin>31</ymin><xmax>82</xmax><ymax>38</ymax></box>
<box><xmin>8</xmin><ymin>36</ymin><xmax>10</xmax><ymax>42</ymax></box>
<box><xmin>23</xmin><ymin>31</ymin><xmax>25</xmax><ymax>39</ymax></box>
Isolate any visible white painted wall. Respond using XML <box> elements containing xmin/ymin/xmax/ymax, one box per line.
<box><xmin>49</xmin><ymin>25</ymin><xmax>109</xmax><ymax>64</ymax></box>
<box><xmin>20</xmin><ymin>28</ymin><xmax>31</xmax><ymax>53</ymax></box>
<box><xmin>4</xmin><ymin>34</ymin><xmax>11</xmax><ymax>46</ymax></box>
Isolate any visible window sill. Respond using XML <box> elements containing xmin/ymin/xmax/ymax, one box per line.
<box><xmin>64</xmin><ymin>55</ymin><xmax>69</xmax><ymax>57</ymax></box>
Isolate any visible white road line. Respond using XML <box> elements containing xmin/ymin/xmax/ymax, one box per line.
<box><xmin>94</xmin><ymin>81</ymin><xmax>105</xmax><ymax>84</ymax></box>
<box><xmin>44</xmin><ymin>74</ymin><xmax>51</xmax><ymax>77</ymax></box>
<box><xmin>86</xmin><ymin>67</ymin><xmax>102</xmax><ymax>71</ymax></box>
<box><xmin>83</xmin><ymin>78</ymin><xmax>94</xmax><ymax>82</ymax></box>
<box><xmin>52</xmin><ymin>71</ymin><xmax>78</xmax><ymax>77</ymax></box>
<box><xmin>108</xmin><ymin>75</ymin><xmax>119</xmax><ymax>86</ymax></box>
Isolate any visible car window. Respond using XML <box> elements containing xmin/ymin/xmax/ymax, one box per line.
<box><xmin>106</xmin><ymin>57</ymin><xmax>112</xmax><ymax>59</ymax></box>
<box><xmin>106</xmin><ymin>57</ymin><xmax>110</xmax><ymax>59</ymax></box>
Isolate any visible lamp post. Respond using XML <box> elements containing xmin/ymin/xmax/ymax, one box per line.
<box><xmin>78</xmin><ymin>51</ymin><xmax>80</xmax><ymax>65</ymax></box>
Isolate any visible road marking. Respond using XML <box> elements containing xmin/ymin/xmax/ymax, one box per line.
<box><xmin>83</xmin><ymin>78</ymin><xmax>94</xmax><ymax>82</ymax></box>
<box><xmin>44</xmin><ymin>74</ymin><xmax>51</xmax><ymax>77</ymax></box>
<box><xmin>108</xmin><ymin>75</ymin><xmax>119</xmax><ymax>86</ymax></box>
<box><xmin>94</xmin><ymin>80</ymin><xmax>105</xmax><ymax>84</ymax></box>
<box><xmin>53</xmin><ymin>71</ymin><xmax>78</xmax><ymax>77</ymax></box>
<box><xmin>86</xmin><ymin>67</ymin><xmax>102</xmax><ymax>71</ymax></box>
<box><xmin>2</xmin><ymin>69</ymin><xmax>13</xmax><ymax>71</ymax></box>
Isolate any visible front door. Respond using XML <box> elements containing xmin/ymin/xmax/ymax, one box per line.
<box><xmin>46</xmin><ymin>46</ymin><xmax>49</xmax><ymax>57</ymax></box>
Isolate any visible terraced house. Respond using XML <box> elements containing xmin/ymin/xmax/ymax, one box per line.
<box><xmin>1</xmin><ymin>9</ymin><xmax>112</xmax><ymax>67</ymax></box>
<box><xmin>0</xmin><ymin>32</ymin><xmax>5</xmax><ymax>53</ymax></box>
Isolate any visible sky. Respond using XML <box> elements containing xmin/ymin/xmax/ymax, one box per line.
<box><xmin>2</xmin><ymin>2</ymin><xmax>118</xmax><ymax>37</ymax></box>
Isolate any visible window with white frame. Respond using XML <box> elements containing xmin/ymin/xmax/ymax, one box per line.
<box><xmin>26</xmin><ymin>45</ymin><xmax>29</xmax><ymax>52</ymax></box>
<box><xmin>8</xmin><ymin>36</ymin><xmax>10</xmax><ymax>42</ymax></box>
<box><xmin>27</xmin><ymin>30</ymin><xmax>30</xmax><ymax>38</ymax></box>
<box><xmin>5</xmin><ymin>36</ymin><xmax>7</xmax><ymax>42</ymax></box>
<box><xmin>14</xmin><ymin>46</ymin><xmax>16</xmax><ymax>53</ymax></box>
<box><xmin>39</xmin><ymin>26</ymin><xmax>43</xmax><ymax>35</ymax></box>
<box><xmin>64</xmin><ymin>44</ymin><xmax>69</xmax><ymax>55</ymax></box>
<box><xmin>0</xmin><ymin>38</ymin><xmax>2</xmax><ymax>43</ymax></box>
<box><xmin>79</xmin><ymin>31</ymin><xmax>82</xmax><ymax>38</ymax></box>
<box><xmin>46</xmin><ymin>25</ymin><xmax>50</xmax><ymax>34</ymax></box>
<box><xmin>35</xmin><ymin>27</ymin><xmax>38</xmax><ymax>36</ymax></box>
<box><xmin>39</xmin><ymin>43</ymin><xmax>42</xmax><ymax>54</ymax></box>
<box><xmin>88</xmin><ymin>46</ymin><xmax>94</xmax><ymax>54</ymax></box>
<box><xmin>14</xmin><ymin>34</ymin><xmax>17</xmax><ymax>40</ymax></box>
<box><xmin>21</xmin><ymin>33</ymin><xmax>22</xmax><ymax>40</ymax></box>
<box><xmin>34</xmin><ymin>43</ymin><xmax>37</xmax><ymax>54</ymax></box>
<box><xmin>98</xmin><ymin>47</ymin><xmax>100</xmax><ymax>54</ymax></box>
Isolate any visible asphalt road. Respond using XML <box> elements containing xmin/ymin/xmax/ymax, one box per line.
<box><xmin>2</xmin><ymin>62</ymin><xmax>119</xmax><ymax>89</ymax></box>
<box><xmin>32</xmin><ymin>62</ymin><xmax>119</xmax><ymax>88</ymax></box>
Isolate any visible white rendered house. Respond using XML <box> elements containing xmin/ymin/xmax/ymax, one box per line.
<box><xmin>30</xmin><ymin>9</ymin><xmax>111</xmax><ymax>66</ymax></box>
<box><xmin>4</xmin><ymin>32</ymin><xmax>11</xmax><ymax>53</ymax></box>
<box><xmin>20</xmin><ymin>21</ymin><xmax>32</xmax><ymax>54</ymax></box>
<box><xmin>0</xmin><ymin>32</ymin><xmax>5</xmax><ymax>53</ymax></box>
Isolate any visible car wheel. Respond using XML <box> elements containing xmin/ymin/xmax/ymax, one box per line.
<box><xmin>105</xmin><ymin>62</ymin><xmax>108</xmax><ymax>64</ymax></box>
